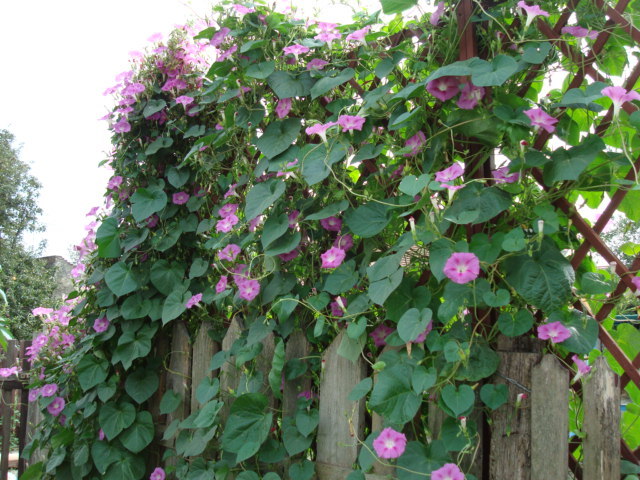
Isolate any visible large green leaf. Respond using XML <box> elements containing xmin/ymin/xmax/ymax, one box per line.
<box><xmin>120</xmin><ymin>293</ymin><xmax>151</xmax><ymax>320</ymax></box>
<box><xmin>554</xmin><ymin>310</ymin><xmax>599</xmax><ymax>354</ymax></box>
<box><xmin>221</xmin><ymin>394</ymin><xmax>273</xmax><ymax>463</ymax></box>
<box><xmin>444</xmin><ymin>183</ymin><xmax>511</xmax><ymax>225</ymax></box>
<box><xmin>367</xmin><ymin>254</ymin><xmax>404</xmax><ymax>306</ymax></box>
<box><xmin>441</xmin><ymin>384</ymin><xmax>475</xmax><ymax>416</ymax></box>
<box><xmin>77</xmin><ymin>354</ymin><xmax>109</xmax><ymax>391</ymax></box>
<box><xmin>471</xmin><ymin>55</ymin><xmax>519</xmax><ymax>86</ymax></box>
<box><xmin>162</xmin><ymin>287</ymin><xmax>190</xmax><ymax>324</ymax></box>
<box><xmin>396</xmin><ymin>442</ymin><xmax>448</xmax><ymax>480</ymax></box>
<box><xmin>323</xmin><ymin>260</ymin><xmax>359</xmax><ymax>295</ymax></box>
<box><xmin>246</xmin><ymin>61</ymin><xmax>276</xmax><ymax>79</ymax></box>
<box><xmin>90</xmin><ymin>441</ymin><xmax>124</xmax><ymax>475</ymax></box>
<box><xmin>256</xmin><ymin>118</ymin><xmax>301</xmax><ymax>158</ymax></box>
<box><xmin>262</xmin><ymin>214</ymin><xmax>289</xmax><ymax>250</ymax></box>
<box><xmin>344</xmin><ymin>202</ymin><xmax>392</xmax><ymax>238</ymax></box>
<box><xmin>96</xmin><ymin>217</ymin><xmax>122</xmax><ymax>258</ymax></box>
<box><xmin>112</xmin><ymin>324</ymin><xmax>158</xmax><ymax>370</ymax></box>
<box><xmin>369</xmin><ymin>362</ymin><xmax>421</xmax><ymax>425</ymax></box>
<box><xmin>150</xmin><ymin>260</ymin><xmax>186</xmax><ymax>296</ymax></box>
<box><xmin>267</xmin><ymin>71</ymin><xmax>314</xmax><ymax>99</ymax></box>
<box><xmin>310</xmin><ymin>68</ymin><xmax>355</xmax><ymax>99</ymax></box>
<box><xmin>105</xmin><ymin>262</ymin><xmax>139</xmax><ymax>297</ymax></box>
<box><xmin>244</xmin><ymin>179</ymin><xmax>286</xmax><ymax>220</ymax></box>
<box><xmin>282</xmin><ymin>417</ymin><xmax>313</xmax><ymax>456</ymax></box>
<box><xmin>124</xmin><ymin>368</ymin><xmax>159</xmax><ymax>404</ymax></box>
<box><xmin>99</xmin><ymin>401</ymin><xmax>136</xmax><ymax>440</ymax></box>
<box><xmin>268</xmin><ymin>339</ymin><xmax>285</xmax><ymax>400</ymax></box>
<box><xmin>554</xmin><ymin>82</ymin><xmax>606</xmax><ymax>111</ymax></box>
<box><xmin>119</xmin><ymin>411</ymin><xmax>154</xmax><ymax>454</ymax></box>
<box><xmin>104</xmin><ymin>451</ymin><xmax>145</xmax><ymax>480</ymax></box>
<box><xmin>300</xmin><ymin>141</ymin><xmax>348</xmax><ymax>185</ymax></box>
<box><xmin>380</xmin><ymin>0</ymin><xmax>418</xmax><ymax>14</ymax></box>
<box><xmin>130</xmin><ymin>186</ymin><xmax>167</xmax><ymax>222</ymax></box>
<box><xmin>397</xmin><ymin>308</ymin><xmax>432</xmax><ymax>343</ymax></box>
<box><xmin>543</xmin><ymin>135</ymin><xmax>605</xmax><ymax>185</ymax></box>
<box><xmin>503</xmin><ymin>239</ymin><xmax>575</xmax><ymax>312</ymax></box>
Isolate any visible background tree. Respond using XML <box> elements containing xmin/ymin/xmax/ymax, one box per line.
<box><xmin>0</xmin><ymin>129</ymin><xmax>60</xmax><ymax>339</ymax></box>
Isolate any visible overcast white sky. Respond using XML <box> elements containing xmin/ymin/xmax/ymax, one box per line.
<box><xmin>0</xmin><ymin>0</ymin><xmax>425</xmax><ymax>261</ymax></box>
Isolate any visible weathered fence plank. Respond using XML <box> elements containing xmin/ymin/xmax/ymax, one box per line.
<box><xmin>0</xmin><ymin>341</ymin><xmax>17</xmax><ymax>480</ymax></box>
<box><xmin>190</xmin><ymin>322</ymin><xmax>219</xmax><ymax>413</ymax></box>
<box><xmin>255</xmin><ymin>332</ymin><xmax>275</xmax><ymax>403</ymax></box>
<box><xmin>219</xmin><ymin>317</ymin><xmax>243</xmax><ymax>424</ymax></box>
<box><xmin>282</xmin><ymin>330</ymin><xmax>310</xmax><ymax>419</ymax></box>
<box><xmin>489</xmin><ymin>351</ymin><xmax>540</xmax><ymax>480</ymax></box>
<box><xmin>583</xmin><ymin>356</ymin><xmax>620</xmax><ymax>480</ymax></box>
<box><xmin>317</xmin><ymin>331</ymin><xmax>367</xmax><ymax>479</ymax></box>
<box><xmin>531</xmin><ymin>355</ymin><xmax>568</xmax><ymax>480</ymax></box>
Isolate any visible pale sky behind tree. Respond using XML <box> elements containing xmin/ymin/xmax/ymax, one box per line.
<box><xmin>0</xmin><ymin>0</ymin><xmax>388</xmax><ymax>261</ymax></box>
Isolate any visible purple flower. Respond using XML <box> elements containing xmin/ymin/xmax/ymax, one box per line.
<box><xmin>237</xmin><ymin>278</ymin><xmax>260</xmax><ymax>301</ymax></box>
<box><xmin>457</xmin><ymin>83</ymin><xmax>485</xmax><ymax>109</ymax></box>
<box><xmin>175</xmin><ymin>95</ymin><xmax>194</xmax><ymax>106</ymax></box>
<box><xmin>288</xmin><ymin>210</ymin><xmax>300</xmax><ymax>228</ymax></box>
<box><xmin>492</xmin><ymin>166</ymin><xmax>520</xmax><ymax>184</ymax></box>
<box><xmin>346</xmin><ymin>26</ymin><xmax>370</xmax><ymax>42</ymax></box>
<box><xmin>427</xmin><ymin>76</ymin><xmax>459</xmax><ymax>101</ymax></box>
<box><xmin>233</xmin><ymin>4</ymin><xmax>255</xmax><ymax>14</ymax></box>
<box><xmin>0</xmin><ymin>367</ymin><xmax>19</xmax><ymax>377</ymax></box>
<box><xmin>370</xmin><ymin>324</ymin><xmax>394</xmax><ymax>347</ymax></box>
<box><xmin>278</xmin><ymin>249</ymin><xmax>299</xmax><ymax>261</ymax></box>
<box><xmin>32</xmin><ymin>307</ymin><xmax>53</xmax><ymax>316</ymax></box>
<box><xmin>561</xmin><ymin>26</ymin><xmax>598</xmax><ymax>39</ymax></box>
<box><xmin>211</xmin><ymin>27</ymin><xmax>231</xmax><ymax>47</ymax></box>
<box><xmin>524</xmin><ymin>108</ymin><xmax>558</xmax><ymax>133</ymax></box>
<box><xmin>219</xmin><ymin>244</ymin><xmax>241</xmax><ymax>261</ymax></box>
<box><xmin>47</xmin><ymin>397</ymin><xmax>66</xmax><ymax>417</ymax></box>
<box><xmin>93</xmin><ymin>317</ymin><xmax>110</xmax><ymax>333</ymax></box>
<box><xmin>435</xmin><ymin>163</ymin><xmax>464</xmax><ymax>183</ymax></box>
<box><xmin>373</xmin><ymin>427</ymin><xmax>407</xmax><ymax>459</ymax></box>
<box><xmin>315</xmin><ymin>32</ymin><xmax>342</xmax><ymax>44</ymax></box>
<box><xmin>431</xmin><ymin>463</ymin><xmax>465</xmax><ymax>480</ymax></box>
<box><xmin>412</xmin><ymin>320</ymin><xmax>433</xmax><ymax>343</ymax></box>
<box><xmin>29</xmin><ymin>388</ymin><xmax>40</xmax><ymax>402</ymax></box>
<box><xmin>305</xmin><ymin>121</ymin><xmax>337</xmax><ymax>142</ymax></box>
<box><xmin>113</xmin><ymin>118</ymin><xmax>131</xmax><ymax>133</ymax></box>
<box><xmin>41</xmin><ymin>383</ymin><xmax>58</xmax><ymax>397</ymax></box>
<box><xmin>337</xmin><ymin>115</ymin><xmax>366</xmax><ymax>132</ymax></box>
<box><xmin>216</xmin><ymin>44</ymin><xmax>238</xmax><ymax>62</ymax></box>
<box><xmin>216</xmin><ymin>276</ymin><xmax>228</xmax><ymax>293</ymax></box>
<box><xmin>430</xmin><ymin>1</ymin><xmax>445</xmax><ymax>25</ymax></box>
<box><xmin>632</xmin><ymin>276</ymin><xmax>640</xmax><ymax>293</ymax></box>
<box><xmin>150</xmin><ymin>467</ymin><xmax>166</xmax><ymax>480</ymax></box>
<box><xmin>320</xmin><ymin>216</ymin><xmax>342</xmax><ymax>232</ymax></box>
<box><xmin>334</xmin><ymin>234</ymin><xmax>353</xmax><ymax>251</ymax></box>
<box><xmin>283</xmin><ymin>44</ymin><xmax>310</xmax><ymax>56</ymax></box>
<box><xmin>172</xmin><ymin>192</ymin><xmax>190</xmax><ymax>205</ymax></box>
<box><xmin>146</xmin><ymin>214</ymin><xmax>159</xmax><ymax>228</ymax></box>
<box><xmin>107</xmin><ymin>176</ymin><xmax>123</xmax><ymax>191</ymax></box>
<box><xmin>537</xmin><ymin>321</ymin><xmax>572</xmax><ymax>343</ymax></box>
<box><xmin>306</xmin><ymin>58</ymin><xmax>329</xmax><ymax>70</ymax></box>
<box><xmin>219</xmin><ymin>203</ymin><xmax>239</xmax><ymax>218</ymax></box>
<box><xmin>404</xmin><ymin>131</ymin><xmax>426</xmax><ymax>156</ymax></box>
<box><xmin>601</xmin><ymin>86</ymin><xmax>640</xmax><ymax>118</ymax></box>
<box><xmin>572</xmin><ymin>354</ymin><xmax>591</xmax><ymax>376</ymax></box>
<box><xmin>216</xmin><ymin>215</ymin><xmax>238</xmax><ymax>233</ymax></box>
<box><xmin>186</xmin><ymin>293</ymin><xmax>202</xmax><ymax>309</ymax></box>
<box><xmin>320</xmin><ymin>247</ymin><xmax>346</xmax><ymax>269</ymax></box>
<box><xmin>443</xmin><ymin>252</ymin><xmax>480</xmax><ymax>284</ymax></box>
<box><xmin>275</xmin><ymin>98</ymin><xmax>292</xmax><ymax>119</ymax></box>
<box><xmin>248</xmin><ymin>215</ymin><xmax>263</xmax><ymax>232</ymax></box>
<box><xmin>330</xmin><ymin>296</ymin><xmax>347</xmax><ymax>317</ymax></box>
<box><xmin>317</xmin><ymin>22</ymin><xmax>339</xmax><ymax>32</ymax></box>
<box><xmin>517</xmin><ymin>1</ymin><xmax>550</xmax><ymax>29</ymax></box>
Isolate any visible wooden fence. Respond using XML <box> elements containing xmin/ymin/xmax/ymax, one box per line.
<box><xmin>156</xmin><ymin>320</ymin><xmax>622</xmax><ymax>480</ymax></box>
<box><xmin>0</xmin><ymin>340</ymin><xmax>31</xmax><ymax>480</ymax></box>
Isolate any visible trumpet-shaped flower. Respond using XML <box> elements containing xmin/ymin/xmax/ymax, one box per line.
<box><xmin>524</xmin><ymin>108</ymin><xmax>558</xmax><ymax>133</ymax></box>
<box><xmin>370</xmin><ymin>324</ymin><xmax>394</xmax><ymax>347</ymax></box>
<box><xmin>172</xmin><ymin>192</ymin><xmax>190</xmax><ymax>205</ymax></box>
<box><xmin>283</xmin><ymin>44</ymin><xmax>310</xmax><ymax>56</ymax></box>
<box><xmin>219</xmin><ymin>203</ymin><xmax>239</xmax><ymax>218</ymax></box>
<box><xmin>537</xmin><ymin>321</ymin><xmax>572</xmax><ymax>343</ymax></box>
<box><xmin>237</xmin><ymin>278</ymin><xmax>260</xmax><ymax>301</ymax></box>
<box><xmin>320</xmin><ymin>216</ymin><xmax>342</xmax><ymax>232</ymax></box>
<box><xmin>275</xmin><ymin>98</ymin><xmax>292</xmax><ymax>118</ymax></box>
<box><xmin>443</xmin><ymin>252</ymin><xmax>480</xmax><ymax>284</ymax></box>
<box><xmin>150</xmin><ymin>468</ymin><xmax>166</xmax><ymax>480</ymax></box>
<box><xmin>561</xmin><ymin>26</ymin><xmax>598</xmax><ymax>40</ymax></box>
<box><xmin>211</xmin><ymin>27</ymin><xmax>230</xmax><ymax>47</ymax></box>
<box><xmin>492</xmin><ymin>166</ymin><xmax>520</xmax><ymax>184</ymax></box>
<box><xmin>305</xmin><ymin>121</ymin><xmax>337</xmax><ymax>142</ymax></box>
<box><xmin>435</xmin><ymin>163</ymin><xmax>464</xmax><ymax>183</ymax></box>
<box><xmin>572</xmin><ymin>355</ymin><xmax>591</xmax><ymax>376</ymax></box>
<box><xmin>219</xmin><ymin>244</ymin><xmax>241</xmax><ymax>261</ymax></box>
<box><xmin>337</xmin><ymin>115</ymin><xmax>366</xmax><ymax>132</ymax></box>
<box><xmin>320</xmin><ymin>247</ymin><xmax>346</xmax><ymax>268</ymax></box>
<box><xmin>346</xmin><ymin>26</ymin><xmax>370</xmax><ymax>42</ymax></box>
<box><xmin>517</xmin><ymin>1</ymin><xmax>550</xmax><ymax>29</ymax></box>
<box><xmin>373</xmin><ymin>427</ymin><xmax>407</xmax><ymax>459</ymax></box>
<box><xmin>430</xmin><ymin>1</ymin><xmax>445</xmax><ymax>26</ymax></box>
<box><xmin>427</xmin><ymin>76</ymin><xmax>459</xmax><ymax>101</ymax></box>
<box><xmin>216</xmin><ymin>276</ymin><xmax>228</xmax><ymax>293</ymax></box>
<box><xmin>186</xmin><ymin>293</ymin><xmax>202</xmax><ymax>309</ymax></box>
<box><xmin>93</xmin><ymin>317</ymin><xmax>110</xmax><ymax>333</ymax></box>
<box><xmin>404</xmin><ymin>131</ymin><xmax>426</xmax><ymax>156</ymax></box>
<box><xmin>457</xmin><ymin>83</ymin><xmax>485</xmax><ymax>109</ymax></box>
<box><xmin>306</xmin><ymin>58</ymin><xmax>329</xmax><ymax>70</ymax></box>
<box><xmin>47</xmin><ymin>397</ymin><xmax>66</xmax><ymax>417</ymax></box>
<box><xmin>431</xmin><ymin>463</ymin><xmax>465</xmax><ymax>480</ymax></box>
<box><xmin>601</xmin><ymin>86</ymin><xmax>640</xmax><ymax>118</ymax></box>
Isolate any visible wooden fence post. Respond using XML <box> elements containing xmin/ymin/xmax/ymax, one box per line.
<box><xmin>219</xmin><ymin>317</ymin><xmax>243</xmax><ymax>425</ymax></box>
<box><xmin>282</xmin><ymin>331</ymin><xmax>310</xmax><ymax>419</ymax></box>
<box><xmin>531</xmin><ymin>354</ymin><xmax>568</xmax><ymax>479</ymax></box>
<box><xmin>583</xmin><ymin>356</ymin><xmax>620</xmax><ymax>480</ymax></box>
<box><xmin>316</xmin><ymin>331</ymin><xmax>366</xmax><ymax>480</ymax></box>
<box><xmin>190</xmin><ymin>322</ymin><xmax>218</xmax><ymax>413</ymax></box>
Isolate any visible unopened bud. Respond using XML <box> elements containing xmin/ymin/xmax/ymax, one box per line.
<box><xmin>516</xmin><ymin>392</ymin><xmax>527</xmax><ymax>407</ymax></box>
<box><xmin>537</xmin><ymin>219</ymin><xmax>544</xmax><ymax>234</ymax></box>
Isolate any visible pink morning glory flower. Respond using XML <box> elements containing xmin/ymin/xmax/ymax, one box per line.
<box><xmin>370</xmin><ymin>324</ymin><xmax>394</xmax><ymax>347</ymax></box>
<box><xmin>572</xmin><ymin>354</ymin><xmax>591</xmax><ymax>376</ymax></box>
<box><xmin>219</xmin><ymin>244</ymin><xmax>241</xmax><ymax>261</ymax></box>
<box><xmin>283</xmin><ymin>44</ymin><xmax>310</xmax><ymax>57</ymax></box>
<box><xmin>32</xmin><ymin>307</ymin><xmax>53</xmax><ymax>316</ymax></box>
<box><xmin>275</xmin><ymin>98</ymin><xmax>292</xmax><ymax>119</ymax></box>
<box><xmin>278</xmin><ymin>249</ymin><xmax>300</xmax><ymax>262</ymax></box>
<box><xmin>330</xmin><ymin>296</ymin><xmax>347</xmax><ymax>317</ymax></box>
<box><xmin>217</xmin><ymin>44</ymin><xmax>238</xmax><ymax>62</ymax></box>
<box><xmin>47</xmin><ymin>397</ymin><xmax>66</xmax><ymax>417</ymax></box>
<box><xmin>211</xmin><ymin>27</ymin><xmax>231</xmax><ymax>47</ymax></box>
<box><xmin>28</xmin><ymin>388</ymin><xmax>40</xmax><ymax>403</ymax></box>
<box><xmin>70</xmin><ymin>263</ymin><xmax>85</xmax><ymax>278</ymax></box>
<box><xmin>148</xmin><ymin>32</ymin><xmax>163</xmax><ymax>43</ymax></box>
<box><xmin>601</xmin><ymin>86</ymin><xmax>640</xmax><ymax>118</ymax></box>
<box><xmin>0</xmin><ymin>367</ymin><xmax>19</xmax><ymax>377</ymax></box>
<box><xmin>175</xmin><ymin>95</ymin><xmax>194</xmax><ymax>106</ymax></box>
<box><xmin>346</xmin><ymin>26</ymin><xmax>370</xmax><ymax>43</ymax></box>
<box><xmin>337</xmin><ymin>115</ymin><xmax>366</xmax><ymax>132</ymax></box>
<box><xmin>224</xmin><ymin>183</ymin><xmax>238</xmax><ymax>199</ymax></box>
<box><xmin>435</xmin><ymin>163</ymin><xmax>464</xmax><ymax>183</ymax></box>
<box><xmin>216</xmin><ymin>214</ymin><xmax>239</xmax><ymax>233</ymax></box>
<box><xmin>317</xmin><ymin>22</ymin><xmax>339</xmax><ymax>33</ymax></box>
<box><xmin>320</xmin><ymin>216</ymin><xmax>342</xmax><ymax>232</ymax></box>
<box><xmin>288</xmin><ymin>210</ymin><xmax>300</xmax><ymax>228</ymax></box>
<box><xmin>457</xmin><ymin>83</ymin><xmax>485</xmax><ymax>109</ymax></box>
<box><xmin>146</xmin><ymin>215</ymin><xmax>159</xmax><ymax>228</ymax></box>
<box><xmin>537</xmin><ymin>321</ymin><xmax>572</xmax><ymax>343</ymax></box>
<box><xmin>431</xmin><ymin>463</ymin><xmax>465</xmax><ymax>480</ymax></box>
<box><xmin>430</xmin><ymin>1</ymin><xmax>445</xmax><ymax>26</ymax></box>
<box><xmin>373</xmin><ymin>427</ymin><xmax>407</xmax><ymax>459</ymax></box>
<box><xmin>305</xmin><ymin>121</ymin><xmax>337</xmax><ymax>142</ymax></box>
<box><xmin>631</xmin><ymin>276</ymin><xmax>640</xmax><ymax>293</ymax></box>
<box><xmin>524</xmin><ymin>108</ymin><xmax>558</xmax><ymax>133</ymax></box>
<box><xmin>219</xmin><ymin>203</ymin><xmax>239</xmax><ymax>218</ymax></box>
<box><xmin>216</xmin><ymin>276</ymin><xmax>228</xmax><ymax>293</ymax></box>
<box><xmin>186</xmin><ymin>293</ymin><xmax>203</xmax><ymax>309</ymax></box>
<box><xmin>427</xmin><ymin>76</ymin><xmax>459</xmax><ymax>102</ymax></box>
<box><xmin>41</xmin><ymin>383</ymin><xmax>58</xmax><ymax>397</ymax></box>
<box><xmin>334</xmin><ymin>234</ymin><xmax>354</xmax><ymax>251</ymax></box>
<box><xmin>172</xmin><ymin>192</ymin><xmax>190</xmax><ymax>205</ymax></box>
<box><xmin>314</xmin><ymin>31</ymin><xmax>341</xmax><ymax>45</ymax></box>
<box><xmin>107</xmin><ymin>176</ymin><xmax>123</xmax><ymax>191</ymax></box>
<box><xmin>320</xmin><ymin>247</ymin><xmax>346</xmax><ymax>269</ymax></box>
<box><xmin>113</xmin><ymin>118</ymin><xmax>131</xmax><ymax>133</ymax></box>
<box><xmin>404</xmin><ymin>131</ymin><xmax>427</xmax><ymax>157</ymax></box>
<box><xmin>412</xmin><ymin>320</ymin><xmax>433</xmax><ymax>343</ymax></box>
<box><xmin>443</xmin><ymin>252</ymin><xmax>480</xmax><ymax>284</ymax></box>
<box><xmin>233</xmin><ymin>4</ymin><xmax>255</xmax><ymax>15</ymax></box>
<box><xmin>517</xmin><ymin>1</ymin><xmax>550</xmax><ymax>29</ymax></box>
<box><xmin>492</xmin><ymin>166</ymin><xmax>520</xmax><ymax>184</ymax></box>
<box><xmin>306</xmin><ymin>58</ymin><xmax>329</xmax><ymax>70</ymax></box>
<box><xmin>561</xmin><ymin>26</ymin><xmax>598</xmax><ymax>40</ymax></box>
<box><xmin>248</xmin><ymin>215</ymin><xmax>263</xmax><ymax>232</ymax></box>
<box><xmin>237</xmin><ymin>278</ymin><xmax>261</xmax><ymax>301</ymax></box>
<box><xmin>93</xmin><ymin>317</ymin><xmax>110</xmax><ymax>333</ymax></box>
<box><xmin>150</xmin><ymin>467</ymin><xmax>166</xmax><ymax>480</ymax></box>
